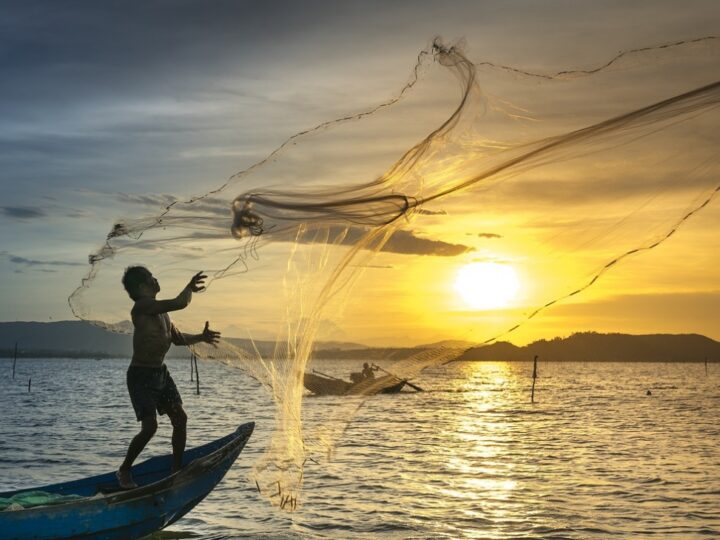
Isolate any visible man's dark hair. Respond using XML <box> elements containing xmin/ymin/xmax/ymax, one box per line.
<box><xmin>122</xmin><ymin>266</ymin><xmax>150</xmax><ymax>301</ymax></box>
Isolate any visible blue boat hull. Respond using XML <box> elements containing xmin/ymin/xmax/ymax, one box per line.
<box><xmin>0</xmin><ymin>422</ymin><xmax>254</xmax><ymax>540</ymax></box>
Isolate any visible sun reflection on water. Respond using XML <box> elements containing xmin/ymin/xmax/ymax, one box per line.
<box><xmin>434</xmin><ymin>362</ymin><xmax>525</xmax><ymax>513</ymax></box>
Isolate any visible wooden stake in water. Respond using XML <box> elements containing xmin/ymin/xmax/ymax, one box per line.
<box><xmin>194</xmin><ymin>355</ymin><xmax>200</xmax><ymax>395</ymax></box>
<box><xmin>12</xmin><ymin>342</ymin><xmax>18</xmax><ymax>379</ymax></box>
<box><xmin>28</xmin><ymin>378</ymin><xmax>31</xmax><ymax>393</ymax></box>
<box><xmin>705</xmin><ymin>356</ymin><xmax>708</xmax><ymax>376</ymax></box>
<box><xmin>190</xmin><ymin>353</ymin><xmax>195</xmax><ymax>382</ymax></box>
<box><xmin>531</xmin><ymin>355</ymin><xmax>538</xmax><ymax>403</ymax></box>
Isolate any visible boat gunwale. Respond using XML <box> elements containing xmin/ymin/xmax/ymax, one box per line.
<box><xmin>304</xmin><ymin>372</ymin><xmax>406</xmax><ymax>395</ymax></box>
<box><xmin>0</xmin><ymin>422</ymin><xmax>254</xmax><ymax>515</ymax></box>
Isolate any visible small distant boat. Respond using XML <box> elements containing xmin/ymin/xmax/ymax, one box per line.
<box><xmin>304</xmin><ymin>372</ymin><xmax>406</xmax><ymax>396</ymax></box>
<box><xmin>0</xmin><ymin>422</ymin><xmax>254</xmax><ymax>540</ymax></box>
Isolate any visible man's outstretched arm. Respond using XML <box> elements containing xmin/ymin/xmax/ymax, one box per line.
<box><xmin>172</xmin><ymin>321</ymin><xmax>221</xmax><ymax>346</ymax></box>
<box><xmin>134</xmin><ymin>272</ymin><xmax>206</xmax><ymax>316</ymax></box>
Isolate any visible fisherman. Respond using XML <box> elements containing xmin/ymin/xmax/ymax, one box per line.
<box><xmin>361</xmin><ymin>362</ymin><xmax>379</xmax><ymax>380</ymax></box>
<box><xmin>116</xmin><ymin>267</ymin><xmax>221</xmax><ymax>490</ymax></box>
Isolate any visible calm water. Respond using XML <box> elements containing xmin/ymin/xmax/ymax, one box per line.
<box><xmin>1</xmin><ymin>358</ymin><xmax>719</xmax><ymax>539</ymax></box>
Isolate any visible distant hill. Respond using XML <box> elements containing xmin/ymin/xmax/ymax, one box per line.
<box><xmin>1</xmin><ymin>322</ymin><xmax>717</xmax><ymax>362</ymax></box>
<box><xmin>312</xmin><ymin>340</ymin><xmax>367</xmax><ymax>351</ymax></box>
<box><xmin>0</xmin><ymin>321</ymin><xmax>134</xmax><ymax>358</ymax></box>
<box><xmin>312</xmin><ymin>332</ymin><xmax>720</xmax><ymax>362</ymax></box>
<box><xmin>416</xmin><ymin>339</ymin><xmax>476</xmax><ymax>349</ymax></box>
<box><xmin>457</xmin><ymin>332</ymin><xmax>720</xmax><ymax>362</ymax></box>
<box><xmin>314</xmin><ymin>346</ymin><xmax>431</xmax><ymax>361</ymax></box>
<box><xmin>0</xmin><ymin>321</ymin><xmax>365</xmax><ymax>359</ymax></box>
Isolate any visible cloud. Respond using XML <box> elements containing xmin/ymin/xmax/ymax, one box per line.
<box><xmin>115</xmin><ymin>193</ymin><xmax>178</xmax><ymax>207</ymax></box>
<box><xmin>1</xmin><ymin>204</ymin><xmax>90</xmax><ymax>220</ymax></box>
<box><xmin>169</xmin><ymin>224</ymin><xmax>472</xmax><ymax>257</ymax></box>
<box><xmin>295</xmin><ymin>226</ymin><xmax>472</xmax><ymax>256</ymax></box>
<box><xmin>1</xmin><ymin>206</ymin><xmax>46</xmax><ymax>219</ymax></box>
<box><xmin>179</xmin><ymin>197</ymin><xmax>229</xmax><ymax>216</ymax></box>
<box><xmin>383</xmin><ymin>229</ymin><xmax>471</xmax><ymax>256</ymax></box>
<box><xmin>1</xmin><ymin>251</ymin><xmax>84</xmax><ymax>267</ymax></box>
<box><xmin>64</xmin><ymin>209</ymin><xmax>91</xmax><ymax>218</ymax></box>
<box><xmin>114</xmin><ymin>193</ymin><xmax>230</xmax><ymax>217</ymax></box>
<box><xmin>474</xmin><ymin>232</ymin><xmax>502</xmax><ymax>238</ymax></box>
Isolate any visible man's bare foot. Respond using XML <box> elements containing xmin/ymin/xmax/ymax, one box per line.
<box><xmin>116</xmin><ymin>468</ymin><xmax>138</xmax><ymax>490</ymax></box>
<box><xmin>170</xmin><ymin>464</ymin><xmax>182</xmax><ymax>475</ymax></box>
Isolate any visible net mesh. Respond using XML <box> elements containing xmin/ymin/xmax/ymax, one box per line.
<box><xmin>69</xmin><ymin>37</ymin><xmax>720</xmax><ymax>507</ymax></box>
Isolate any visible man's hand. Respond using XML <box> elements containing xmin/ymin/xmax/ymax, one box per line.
<box><xmin>201</xmin><ymin>321</ymin><xmax>221</xmax><ymax>345</ymax></box>
<box><xmin>187</xmin><ymin>271</ymin><xmax>207</xmax><ymax>293</ymax></box>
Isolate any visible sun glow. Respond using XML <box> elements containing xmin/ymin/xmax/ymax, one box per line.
<box><xmin>455</xmin><ymin>262</ymin><xmax>520</xmax><ymax>310</ymax></box>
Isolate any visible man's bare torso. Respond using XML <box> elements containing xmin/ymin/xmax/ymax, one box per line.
<box><xmin>130</xmin><ymin>308</ymin><xmax>175</xmax><ymax>367</ymax></box>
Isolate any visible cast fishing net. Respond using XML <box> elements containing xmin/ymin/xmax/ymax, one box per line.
<box><xmin>69</xmin><ymin>37</ymin><xmax>720</xmax><ymax>507</ymax></box>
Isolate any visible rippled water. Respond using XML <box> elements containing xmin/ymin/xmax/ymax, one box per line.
<box><xmin>1</xmin><ymin>358</ymin><xmax>719</xmax><ymax>539</ymax></box>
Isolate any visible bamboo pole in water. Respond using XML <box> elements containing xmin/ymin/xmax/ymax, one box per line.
<box><xmin>705</xmin><ymin>356</ymin><xmax>708</xmax><ymax>376</ymax></box>
<box><xmin>12</xmin><ymin>342</ymin><xmax>18</xmax><ymax>379</ymax></box>
<box><xmin>531</xmin><ymin>355</ymin><xmax>538</xmax><ymax>403</ymax></box>
<box><xmin>194</xmin><ymin>354</ymin><xmax>200</xmax><ymax>395</ymax></box>
<box><xmin>28</xmin><ymin>378</ymin><xmax>31</xmax><ymax>393</ymax></box>
<box><xmin>190</xmin><ymin>353</ymin><xmax>195</xmax><ymax>382</ymax></box>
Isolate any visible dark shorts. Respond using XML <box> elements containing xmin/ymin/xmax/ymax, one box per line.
<box><xmin>126</xmin><ymin>365</ymin><xmax>183</xmax><ymax>421</ymax></box>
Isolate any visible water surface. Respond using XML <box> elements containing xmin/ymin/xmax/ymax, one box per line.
<box><xmin>1</xmin><ymin>358</ymin><xmax>718</xmax><ymax>539</ymax></box>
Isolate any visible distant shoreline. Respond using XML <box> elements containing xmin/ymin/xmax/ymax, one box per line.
<box><xmin>1</xmin><ymin>321</ymin><xmax>719</xmax><ymax>363</ymax></box>
<box><xmin>2</xmin><ymin>354</ymin><xmax>718</xmax><ymax>363</ymax></box>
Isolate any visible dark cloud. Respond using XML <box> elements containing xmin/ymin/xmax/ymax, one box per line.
<box><xmin>0</xmin><ymin>1</ymin><xmax>346</xmax><ymax>201</ymax></box>
<box><xmin>295</xmin><ymin>226</ymin><xmax>472</xmax><ymax>256</ymax></box>
<box><xmin>0</xmin><ymin>1</ymin><xmax>362</xmax><ymax>118</ymax></box>
<box><xmin>162</xmin><ymin>225</ymin><xmax>472</xmax><ymax>257</ymax></box>
<box><xmin>115</xmin><ymin>193</ymin><xmax>178</xmax><ymax>207</ymax></box>
<box><xmin>114</xmin><ymin>193</ymin><xmax>230</xmax><ymax>217</ymax></box>
<box><xmin>191</xmin><ymin>198</ymin><xmax>232</xmax><ymax>216</ymax></box>
<box><xmin>3</xmin><ymin>0</ymin><xmax>717</xmax><ymax>211</ymax></box>
<box><xmin>1</xmin><ymin>206</ymin><xmax>46</xmax><ymax>219</ymax></box>
<box><xmin>475</xmin><ymin>232</ymin><xmax>502</xmax><ymax>238</ymax></box>
<box><xmin>383</xmin><ymin>229</ymin><xmax>471</xmax><ymax>256</ymax></box>
<box><xmin>64</xmin><ymin>209</ymin><xmax>91</xmax><ymax>219</ymax></box>
<box><xmin>1</xmin><ymin>251</ymin><xmax>84</xmax><ymax>267</ymax></box>
<box><xmin>416</xmin><ymin>208</ymin><xmax>447</xmax><ymax>215</ymax></box>
<box><xmin>1</xmin><ymin>203</ymin><xmax>90</xmax><ymax>220</ymax></box>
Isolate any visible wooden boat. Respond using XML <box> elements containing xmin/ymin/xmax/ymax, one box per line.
<box><xmin>0</xmin><ymin>422</ymin><xmax>254</xmax><ymax>540</ymax></box>
<box><xmin>304</xmin><ymin>372</ymin><xmax>406</xmax><ymax>396</ymax></box>
<box><xmin>303</xmin><ymin>372</ymin><xmax>352</xmax><ymax>395</ymax></box>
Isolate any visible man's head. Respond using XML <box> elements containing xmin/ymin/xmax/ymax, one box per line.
<box><xmin>122</xmin><ymin>266</ymin><xmax>160</xmax><ymax>300</ymax></box>
<box><xmin>363</xmin><ymin>362</ymin><xmax>369</xmax><ymax>369</ymax></box>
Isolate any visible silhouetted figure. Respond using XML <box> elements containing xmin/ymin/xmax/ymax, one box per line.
<box><xmin>116</xmin><ymin>267</ymin><xmax>220</xmax><ymax>490</ymax></box>
<box><xmin>646</xmin><ymin>389</ymin><xmax>652</xmax><ymax>396</ymax></box>
<box><xmin>361</xmin><ymin>362</ymin><xmax>378</xmax><ymax>380</ymax></box>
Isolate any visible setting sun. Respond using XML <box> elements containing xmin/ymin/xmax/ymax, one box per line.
<box><xmin>454</xmin><ymin>262</ymin><xmax>520</xmax><ymax>310</ymax></box>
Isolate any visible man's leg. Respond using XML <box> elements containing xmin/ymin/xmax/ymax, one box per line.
<box><xmin>167</xmin><ymin>404</ymin><xmax>187</xmax><ymax>473</ymax></box>
<box><xmin>117</xmin><ymin>416</ymin><xmax>158</xmax><ymax>488</ymax></box>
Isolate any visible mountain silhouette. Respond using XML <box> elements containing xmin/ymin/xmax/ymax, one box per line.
<box><xmin>0</xmin><ymin>322</ymin><xmax>717</xmax><ymax>362</ymax></box>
